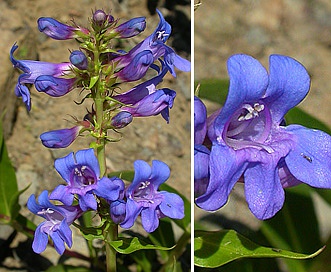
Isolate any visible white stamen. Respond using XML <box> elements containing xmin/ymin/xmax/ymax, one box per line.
<box><xmin>138</xmin><ymin>181</ymin><xmax>150</xmax><ymax>190</ymax></box>
<box><xmin>238</xmin><ymin>103</ymin><xmax>265</xmax><ymax>121</ymax></box>
<box><xmin>156</xmin><ymin>30</ymin><xmax>169</xmax><ymax>40</ymax></box>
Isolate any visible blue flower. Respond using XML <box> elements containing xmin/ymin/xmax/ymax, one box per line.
<box><xmin>50</xmin><ymin>149</ymin><xmax>122</xmax><ymax>211</ymax></box>
<box><xmin>194</xmin><ymin>96</ymin><xmax>210</xmax><ymax>197</ymax></box>
<box><xmin>195</xmin><ymin>54</ymin><xmax>331</xmax><ymax>220</ymax></box>
<box><xmin>114</xmin><ymin>61</ymin><xmax>176</xmax><ymax>123</ymax></box>
<box><xmin>37</xmin><ymin>17</ymin><xmax>89</xmax><ymax>40</ymax></box>
<box><xmin>114</xmin><ymin>9</ymin><xmax>190</xmax><ymax>78</ymax></box>
<box><xmin>114</xmin><ymin>17</ymin><xmax>146</xmax><ymax>38</ymax></box>
<box><xmin>34</xmin><ymin>76</ymin><xmax>76</xmax><ymax>97</ymax></box>
<box><xmin>27</xmin><ymin>190</ymin><xmax>83</xmax><ymax>255</ymax></box>
<box><xmin>40</xmin><ymin>126</ymin><xmax>83</xmax><ymax>148</ymax></box>
<box><xmin>120</xmin><ymin>160</ymin><xmax>184</xmax><ymax>233</ymax></box>
<box><xmin>69</xmin><ymin>50</ymin><xmax>88</xmax><ymax>70</ymax></box>
<box><xmin>10</xmin><ymin>44</ymin><xmax>71</xmax><ymax>110</ymax></box>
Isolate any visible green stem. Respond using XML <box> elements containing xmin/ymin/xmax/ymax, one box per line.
<box><xmin>104</xmin><ymin>222</ymin><xmax>118</xmax><ymax>272</ymax></box>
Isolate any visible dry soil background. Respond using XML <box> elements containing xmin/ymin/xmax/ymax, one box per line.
<box><xmin>0</xmin><ymin>0</ymin><xmax>190</xmax><ymax>270</ymax></box>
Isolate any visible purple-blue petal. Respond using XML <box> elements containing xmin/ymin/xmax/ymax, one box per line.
<box><xmin>244</xmin><ymin>162</ymin><xmax>285</xmax><ymax>220</ymax></box>
<box><xmin>149</xmin><ymin>160</ymin><xmax>170</xmax><ymax>189</ymax></box>
<box><xmin>74</xmin><ymin>149</ymin><xmax>100</xmax><ymax>179</ymax></box>
<box><xmin>120</xmin><ymin>199</ymin><xmax>143</xmax><ymax>229</ymax></box>
<box><xmin>49</xmin><ymin>185</ymin><xmax>73</xmax><ymax>206</ymax></box>
<box><xmin>194</xmin><ymin>96</ymin><xmax>207</xmax><ymax>145</ymax></box>
<box><xmin>49</xmin><ymin>231</ymin><xmax>66</xmax><ymax>255</ymax></box>
<box><xmin>32</xmin><ymin>223</ymin><xmax>49</xmax><ymax>254</ymax></box>
<box><xmin>115</xmin><ymin>17</ymin><xmax>146</xmax><ymax>38</ymax></box>
<box><xmin>94</xmin><ymin>177</ymin><xmax>124</xmax><ymax>201</ymax></box>
<box><xmin>40</xmin><ymin>126</ymin><xmax>80</xmax><ymax>148</ymax></box>
<box><xmin>78</xmin><ymin>192</ymin><xmax>97</xmax><ymax>211</ymax></box>
<box><xmin>195</xmin><ymin>143</ymin><xmax>247</xmax><ymax>211</ymax></box>
<box><xmin>285</xmin><ymin>124</ymin><xmax>331</xmax><ymax>188</ymax></box>
<box><xmin>35</xmin><ymin>75</ymin><xmax>75</xmax><ymax>97</ymax></box>
<box><xmin>141</xmin><ymin>207</ymin><xmax>159</xmax><ymax>233</ymax></box>
<box><xmin>159</xmin><ymin>191</ymin><xmax>184</xmax><ymax>219</ymax></box>
<box><xmin>38</xmin><ymin>17</ymin><xmax>76</xmax><ymax>40</ymax></box>
<box><xmin>128</xmin><ymin>160</ymin><xmax>152</xmax><ymax>194</ymax></box>
<box><xmin>264</xmin><ymin>55</ymin><xmax>310</xmax><ymax>124</ymax></box>
<box><xmin>54</xmin><ymin>152</ymin><xmax>76</xmax><ymax>183</ymax></box>
<box><xmin>213</xmin><ymin>54</ymin><xmax>269</xmax><ymax>136</ymax></box>
<box><xmin>58</xmin><ymin>220</ymin><xmax>73</xmax><ymax>248</ymax></box>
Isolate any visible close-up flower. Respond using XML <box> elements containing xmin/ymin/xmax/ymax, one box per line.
<box><xmin>120</xmin><ymin>160</ymin><xmax>184</xmax><ymax>233</ymax></box>
<box><xmin>195</xmin><ymin>54</ymin><xmax>331</xmax><ymax>220</ymax></box>
<box><xmin>27</xmin><ymin>190</ymin><xmax>83</xmax><ymax>255</ymax></box>
<box><xmin>50</xmin><ymin>149</ymin><xmax>123</xmax><ymax>211</ymax></box>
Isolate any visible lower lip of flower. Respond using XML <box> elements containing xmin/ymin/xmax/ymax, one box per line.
<box><xmin>222</xmin><ymin>101</ymin><xmax>274</xmax><ymax>153</ymax></box>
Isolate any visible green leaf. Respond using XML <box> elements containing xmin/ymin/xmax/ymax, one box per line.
<box><xmin>45</xmin><ymin>264</ymin><xmax>92</xmax><ymax>272</ymax></box>
<box><xmin>285</xmin><ymin>107</ymin><xmax>331</xmax><ymax>134</ymax></box>
<box><xmin>108</xmin><ymin>170</ymin><xmax>135</xmax><ymax>182</ymax></box>
<box><xmin>148</xmin><ymin>220</ymin><xmax>176</xmax><ymax>261</ymax></box>
<box><xmin>195</xmin><ymin>78</ymin><xmax>229</xmax><ymax>104</ymax></box>
<box><xmin>194</xmin><ymin>230</ymin><xmax>324</xmax><ymax>268</ymax></box>
<box><xmin>73</xmin><ymin>220</ymin><xmax>105</xmax><ymax>241</ymax></box>
<box><xmin>89</xmin><ymin>75</ymin><xmax>99</xmax><ymax>89</ymax></box>
<box><xmin>0</xmin><ymin>121</ymin><xmax>18</xmax><ymax>224</ymax></box>
<box><xmin>10</xmin><ymin>184</ymin><xmax>31</xmax><ymax>221</ymax></box>
<box><xmin>109</xmin><ymin>236</ymin><xmax>174</xmax><ymax>254</ymax></box>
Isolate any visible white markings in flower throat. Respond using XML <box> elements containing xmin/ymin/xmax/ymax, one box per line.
<box><xmin>156</xmin><ymin>30</ymin><xmax>169</xmax><ymax>40</ymax></box>
<box><xmin>238</xmin><ymin>103</ymin><xmax>265</xmax><ymax>121</ymax></box>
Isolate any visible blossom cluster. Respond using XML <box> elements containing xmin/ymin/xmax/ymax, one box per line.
<box><xmin>11</xmin><ymin>9</ymin><xmax>188</xmax><ymax>255</ymax></box>
<box><xmin>28</xmin><ymin>149</ymin><xmax>184</xmax><ymax>254</ymax></box>
<box><xmin>195</xmin><ymin>54</ymin><xmax>331</xmax><ymax>220</ymax></box>
<box><xmin>11</xmin><ymin>9</ymin><xmax>190</xmax><ymax>148</ymax></box>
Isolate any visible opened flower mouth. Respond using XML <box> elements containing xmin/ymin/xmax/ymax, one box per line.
<box><xmin>72</xmin><ymin>165</ymin><xmax>97</xmax><ymax>187</ymax></box>
<box><xmin>222</xmin><ymin>101</ymin><xmax>273</xmax><ymax>153</ymax></box>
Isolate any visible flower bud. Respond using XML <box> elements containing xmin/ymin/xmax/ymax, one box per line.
<box><xmin>111</xmin><ymin>111</ymin><xmax>133</xmax><ymax>128</ymax></box>
<box><xmin>115</xmin><ymin>17</ymin><xmax>146</xmax><ymax>38</ymax></box>
<box><xmin>70</xmin><ymin>50</ymin><xmax>88</xmax><ymax>70</ymax></box>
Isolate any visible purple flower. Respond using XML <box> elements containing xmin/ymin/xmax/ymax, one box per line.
<box><xmin>50</xmin><ymin>149</ymin><xmax>123</xmax><ymax>211</ymax></box>
<box><xmin>194</xmin><ymin>96</ymin><xmax>207</xmax><ymax>145</ymax></box>
<box><xmin>114</xmin><ymin>17</ymin><xmax>146</xmax><ymax>38</ymax></box>
<box><xmin>10</xmin><ymin>44</ymin><xmax>71</xmax><ymax>110</ymax></box>
<box><xmin>116</xmin><ymin>50</ymin><xmax>154</xmax><ymax>82</ymax></box>
<box><xmin>69</xmin><ymin>50</ymin><xmax>88</xmax><ymax>70</ymax></box>
<box><xmin>194</xmin><ymin>97</ymin><xmax>210</xmax><ymax>197</ymax></box>
<box><xmin>35</xmin><ymin>76</ymin><xmax>76</xmax><ymax>97</ymax></box>
<box><xmin>92</xmin><ymin>9</ymin><xmax>114</xmax><ymax>27</ymax></box>
<box><xmin>37</xmin><ymin>17</ymin><xmax>88</xmax><ymax>40</ymax></box>
<box><xmin>114</xmin><ymin>61</ymin><xmax>176</xmax><ymax>122</ymax></box>
<box><xmin>115</xmin><ymin>9</ymin><xmax>190</xmax><ymax>77</ymax></box>
<box><xmin>40</xmin><ymin>126</ymin><xmax>82</xmax><ymax>148</ymax></box>
<box><xmin>27</xmin><ymin>190</ymin><xmax>82</xmax><ymax>255</ymax></box>
<box><xmin>120</xmin><ymin>160</ymin><xmax>184</xmax><ymax>233</ymax></box>
<box><xmin>195</xmin><ymin>54</ymin><xmax>331</xmax><ymax>220</ymax></box>
<box><xmin>110</xmin><ymin>111</ymin><xmax>133</xmax><ymax>128</ymax></box>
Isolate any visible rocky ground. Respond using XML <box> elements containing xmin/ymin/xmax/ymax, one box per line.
<box><xmin>0</xmin><ymin>0</ymin><xmax>190</xmax><ymax>270</ymax></box>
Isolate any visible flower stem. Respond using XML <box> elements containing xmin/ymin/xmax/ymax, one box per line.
<box><xmin>104</xmin><ymin>222</ymin><xmax>118</xmax><ymax>272</ymax></box>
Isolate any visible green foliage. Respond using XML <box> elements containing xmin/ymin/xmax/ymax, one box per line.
<box><xmin>194</xmin><ymin>230</ymin><xmax>323</xmax><ymax>268</ymax></box>
<box><xmin>109</xmin><ymin>236</ymin><xmax>174</xmax><ymax>254</ymax></box>
<box><xmin>0</xmin><ymin>120</ymin><xmax>19</xmax><ymax>224</ymax></box>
